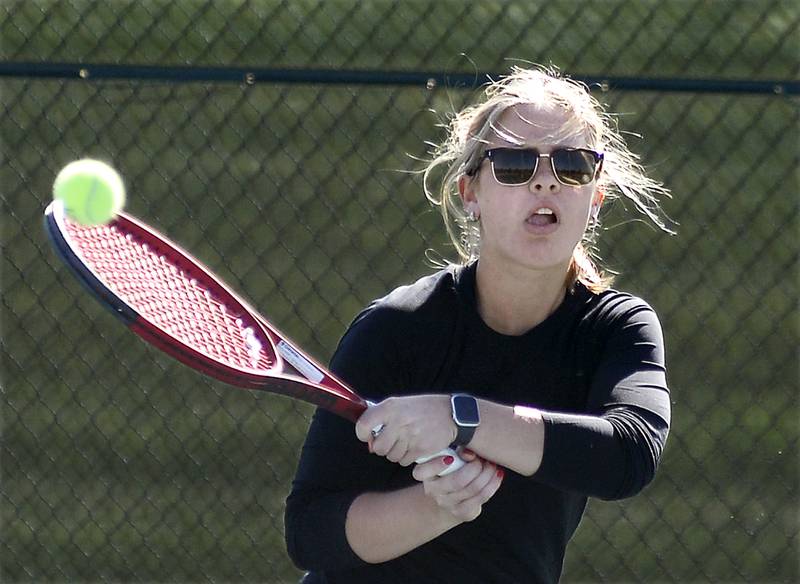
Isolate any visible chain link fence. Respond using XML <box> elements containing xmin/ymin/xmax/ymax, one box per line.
<box><xmin>2</xmin><ymin>1</ymin><xmax>798</xmax><ymax>582</ymax></box>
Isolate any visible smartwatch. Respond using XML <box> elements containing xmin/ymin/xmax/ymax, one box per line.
<box><xmin>450</xmin><ymin>394</ymin><xmax>480</xmax><ymax>447</ymax></box>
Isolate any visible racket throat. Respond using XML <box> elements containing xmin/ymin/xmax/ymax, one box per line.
<box><xmin>277</xmin><ymin>340</ymin><xmax>325</xmax><ymax>383</ymax></box>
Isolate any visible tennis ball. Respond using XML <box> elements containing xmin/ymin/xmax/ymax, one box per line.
<box><xmin>53</xmin><ymin>159</ymin><xmax>126</xmax><ymax>226</ymax></box>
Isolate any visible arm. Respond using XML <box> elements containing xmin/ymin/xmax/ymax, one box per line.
<box><xmin>285</xmin><ymin>306</ymin><xmax>407</xmax><ymax>572</ymax></box>
<box><xmin>466</xmin><ymin>400</ymin><xmax>545</xmax><ymax>476</ymax></box>
<box><xmin>285</xmin><ymin>407</ymin><xmax>502</xmax><ymax>570</ymax></box>
<box><xmin>356</xmin><ymin>394</ymin><xmax>546</xmax><ymax>476</ymax></box>
<box><xmin>358</xmin><ymin>301</ymin><xmax>671</xmax><ymax>500</ymax></box>
<box><xmin>285</xmin><ymin>304</ymin><xmax>502</xmax><ymax>570</ymax></box>
<box><xmin>345</xmin><ymin>484</ymin><xmax>459</xmax><ymax>564</ymax></box>
<box><xmin>284</xmin><ymin>409</ymin><xmax>383</xmax><ymax>571</ymax></box>
<box><xmin>467</xmin><ymin>398</ymin><xmax>669</xmax><ymax>500</ymax></box>
<box><xmin>345</xmin><ymin>452</ymin><xmax>502</xmax><ymax>563</ymax></box>
<box><xmin>464</xmin><ymin>302</ymin><xmax>671</xmax><ymax>499</ymax></box>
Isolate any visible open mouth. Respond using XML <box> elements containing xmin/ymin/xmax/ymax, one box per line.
<box><xmin>527</xmin><ymin>207</ymin><xmax>558</xmax><ymax>226</ymax></box>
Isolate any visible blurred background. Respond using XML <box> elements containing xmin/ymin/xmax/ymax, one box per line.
<box><xmin>2</xmin><ymin>1</ymin><xmax>797</xmax><ymax>582</ymax></box>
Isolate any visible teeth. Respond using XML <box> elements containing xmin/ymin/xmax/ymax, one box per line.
<box><xmin>535</xmin><ymin>208</ymin><xmax>554</xmax><ymax>215</ymax></box>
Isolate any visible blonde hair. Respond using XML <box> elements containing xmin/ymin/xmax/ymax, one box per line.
<box><xmin>423</xmin><ymin>65</ymin><xmax>672</xmax><ymax>293</ymax></box>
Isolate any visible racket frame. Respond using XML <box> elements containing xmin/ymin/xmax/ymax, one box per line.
<box><xmin>43</xmin><ymin>200</ymin><xmax>367</xmax><ymax>421</ymax></box>
<box><xmin>44</xmin><ymin>201</ymin><xmax>462</xmax><ymax>471</ymax></box>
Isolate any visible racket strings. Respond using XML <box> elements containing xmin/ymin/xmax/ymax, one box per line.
<box><xmin>66</xmin><ymin>221</ymin><xmax>276</xmax><ymax>371</ymax></box>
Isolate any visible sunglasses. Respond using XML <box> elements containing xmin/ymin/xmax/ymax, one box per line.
<box><xmin>470</xmin><ymin>147</ymin><xmax>604</xmax><ymax>187</ymax></box>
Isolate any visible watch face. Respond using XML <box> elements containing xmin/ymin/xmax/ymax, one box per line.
<box><xmin>453</xmin><ymin>395</ymin><xmax>480</xmax><ymax>426</ymax></box>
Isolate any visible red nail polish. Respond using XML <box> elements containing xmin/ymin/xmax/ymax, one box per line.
<box><xmin>497</xmin><ymin>469</ymin><xmax>505</xmax><ymax>479</ymax></box>
<box><xmin>443</xmin><ymin>455</ymin><xmax>455</xmax><ymax>465</ymax></box>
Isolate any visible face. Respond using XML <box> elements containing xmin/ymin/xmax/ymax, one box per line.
<box><xmin>461</xmin><ymin>103</ymin><xmax>602</xmax><ymax>275</ymax></box>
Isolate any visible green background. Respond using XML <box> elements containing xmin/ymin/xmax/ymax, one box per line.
<box><xmin>2</xmin><ymin>1</ymin><xmax>797</xmax><ymax>582</ymax></box>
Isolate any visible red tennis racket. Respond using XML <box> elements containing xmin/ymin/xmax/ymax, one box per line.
<box><xmin>44</xmin><ymin>201</ymin><xmax>462</xmax><ymax>472</ymax></box>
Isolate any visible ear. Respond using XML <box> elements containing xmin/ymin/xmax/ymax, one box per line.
<box><xmin>592</xmin><ymin>189</ymin><xmax>605</xmax><ymax>210</ymax></box>
<box><xmin>458</xmin><ymin>175</ymin><xmax>470</xmax><ymax>198</ymax></box>
<box><xmin>459</xmin><ymin>175</ymin><xmax>480</xmax><ymax>214</ymax></box>
<box><xmin>589</xmin><ymin>189</ymin><xmax>604</xmax><ymax>224</ymax></box>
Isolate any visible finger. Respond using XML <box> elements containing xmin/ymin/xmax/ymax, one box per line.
<box><xmin>355</xmin><ymin>408</ymin><xmax>384</xmax><ymax>442</ymax></box>
<box><xmin>385</xmin><ymin>439</ymin><xmax>409</xmax><ymax>463</ymax></box>
<box><xmin>412</xmin><ymin>455</ymin><xmax>458</xmax><ymax>481</ymax></box>
<box><xmin>442</xmin><ymin>462</ymin><xmax>495</xmax><ymax>508</ymax></box>
<box><xmin>414</xmin><ymin>447</ymin><xmax>462</xmax><ymax>468</ymax></box>
<box><xmin>452</xmin><ymin>468</ymin><xmax>505</xmax><ymax>521</ymax></box>
<box><xmin>422</xmin><ymin>458</ymin><xmax>484</xmax><ymax>503</ymax></box>
<box><xmin>399</xmin><ymin>449</ymin><xmax>420</xmax><ymax>467</ymax></box>
<box><xmin>475</xmin><ymin>467</ymin><xmax>505</xmax><ymax>505</ymax></box>
<box><xmin>371</xmin><ymin>432</ymin><xmax>396</xmax><ymax>457</ymax></box>
<box><xmin>355</xmin><ymin>418</ymin><xmax>374</xmax><ymax>443</ymax></box>
<box><xmin>454</xmin><ymin>461</ymin><xmax>497</xmax><ymax>503</ymax></box>
<box><xmin>448</xmin><ymin>459</ymin><xmax>485</xmax><ymax>491</ymax></box>
<box><xmin>459</xmin><ymin>448</ymin><xmax>478</xmax><ymax>462</ymax></box>
<box><xmin>428</xmin><ymin>465</ymin><xmax>502</xmax><ymax>516</ymax></box>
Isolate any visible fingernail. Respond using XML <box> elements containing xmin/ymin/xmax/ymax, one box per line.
<box><xmin>443</xmin><ymin>455</ymin><xmax>454</xmax><ymax>465</ymax></box>
<box><xmin>463</xmin><ymin>449</ymin><xmax>475</xmax><ymax>457</ymax></box>
<box><xmin>497</xmin><ymin>469</ymin><xmax>504</xmax><ymax>479</ymax></box>
<box><xmin>368</xmin><ymin>442</ymin><xmax>373</xmax><ymax>453</ymax></box>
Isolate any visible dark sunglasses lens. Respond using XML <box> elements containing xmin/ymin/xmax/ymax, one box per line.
<box><xmin>491</xmin><ymin>149</ymin><xmax>537</xmax><ymax>184</ymax></box>
<box><xmin>552</xmin><ymin>150</ymin><xmax>598</xmax><ymax>185</ymax></box>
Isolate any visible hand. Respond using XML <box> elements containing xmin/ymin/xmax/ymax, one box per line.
<box><xmin>355</xmin><ymin>395</ymin><xmax>457</xmax><ymax>467</ymax></box>
<box><xmin>412</xmin><ymin>450</ymin><xmax>504</xmax><ymax>523</ymax></box>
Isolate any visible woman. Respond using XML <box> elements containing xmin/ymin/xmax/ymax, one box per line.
<box><xmin>285</xmin><ymin>66</ymin><xmax>672</xmax><ymax>583</ymax></box>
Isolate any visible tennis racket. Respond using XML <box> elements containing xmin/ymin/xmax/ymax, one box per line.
<box><xmin>44</xmin><ymin>201</ymin><xmax>463</xmax><ymax>473</ymax></box>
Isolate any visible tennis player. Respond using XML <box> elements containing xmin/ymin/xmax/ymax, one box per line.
<box><xmin>285</xmin><ymin>66</ymin><xmax>672</xmax><ymax>583</ymax></box>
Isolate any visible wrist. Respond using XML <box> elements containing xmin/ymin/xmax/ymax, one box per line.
<box><xmin>421</xmin><ymin>484</ymin><xmax>466</xmax><ymax>528</ymax></box>
<box><xmin>450</xmin><ymin>393</ymin><xmax>480</xmax><ymax>447</ymax></box>
<box><xmin>443</xmin><ymin>395</ymin><xmax>458</xmax><ymax>444</ymax></box>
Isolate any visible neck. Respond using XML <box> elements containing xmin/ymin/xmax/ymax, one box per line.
<box><xmin>473</xmin><ymin>259</ymin><xmax>568</xmax><ymax>336</ymax></box>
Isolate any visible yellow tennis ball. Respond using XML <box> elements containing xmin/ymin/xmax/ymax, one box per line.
<box><xmin>53</xmin><ymin>159</ymin><xmax>126</xmax><ymax>226</ymax></box>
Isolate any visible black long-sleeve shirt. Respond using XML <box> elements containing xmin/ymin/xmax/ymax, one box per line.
<box><xmin>285</xmin><ymin>262</ymin><xmax>671</xmax><ymax>583</ymax></box>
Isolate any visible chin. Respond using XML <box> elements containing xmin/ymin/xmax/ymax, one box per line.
<box><xmin>518</xmin><ymin>243</ymin><xmax>575</xmax><ymax>270</ymax></box>
<box><xmin>481</xmin><ymin>235</ymin><xmax>576</xmax><ymax>272</ymax></box>
<box><xmin>500</xmin><ymin>249</ymin><xmax>573</xmax><ymax>274</ymax></box>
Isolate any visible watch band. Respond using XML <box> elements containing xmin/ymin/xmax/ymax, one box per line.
<box><xmin>451</xmin><ymin>394</ymin><xmax>480</xmax><ymax>447</ymax></box>
<box><xmin>453</xmin><ymin>420</ymin><xmax>476</xmax><ymax>447</ymax></box>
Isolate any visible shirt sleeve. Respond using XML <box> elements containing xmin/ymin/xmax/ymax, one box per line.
<box><xmin>284</xmin><ymin>305</ymin><xmax>405</xmax><ymax>572</ymax></box>
<box><xmin>533</xmin><ymin>299</ymin><xmax>671</xmax><ymax>500</ymax></box>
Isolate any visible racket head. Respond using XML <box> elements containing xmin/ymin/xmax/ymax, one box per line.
<box><xmin>44</xmin><ymin>201</ymin><xmax>367</xmax><ymax>421</ymax></box>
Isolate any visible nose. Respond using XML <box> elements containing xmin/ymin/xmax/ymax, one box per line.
<box><xmin>531</xmin><ymin>181</ymin><xmax>559</xmax><ymax>193</ymax></box>
<box><xmin>529</xmin><ymin>156</ymin><xmax>560</xmax><ymax>194</ymax></box>
<box><xmin>530</xmin><ymin>176</ymin><xmax>560</xmax><ymax>194</ymax></box>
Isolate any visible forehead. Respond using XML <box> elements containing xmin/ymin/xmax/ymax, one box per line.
<box><xmin>490</xmin><ymin>103</ymin><xmax>589</xmax><ymax>148</ymax></box>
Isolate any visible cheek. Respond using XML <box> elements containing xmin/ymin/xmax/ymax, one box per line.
<box><xmin>475</xmin><ymin>205</ymin><xmax>508</xmax><ymax>241</ymax></box>
<box><xmin>474</xmin><ymin>182</ymin><xmax>515</xmax><ymax>223</ymax></box>
<box><xmin>478</xmin><ymin>195</ymin><xmax>526</xmax><ymax>234</ymax></box>
<box><xmin>566</xmin><ymin>190</ymin><xmax>596</xmax><ymax>225</ymax></box>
